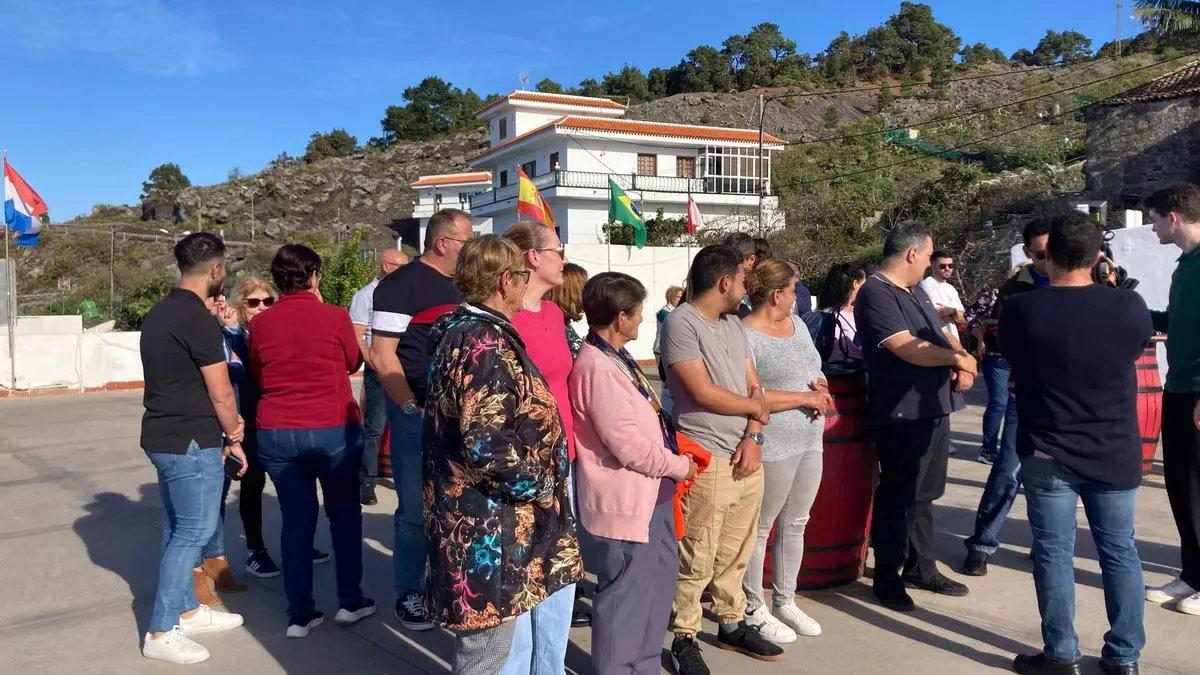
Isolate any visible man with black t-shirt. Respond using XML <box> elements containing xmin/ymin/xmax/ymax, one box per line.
<box><xmin>139</xmin><ymin>233</ymin><xmax>248</xmax><ymax>664</ymax></box>
<box><xmin>854</xmin><ymin>221</ymin><xmax>977</xmax><ymax>613</ymax></box>
<box><xmin>369</xmin><ymin>208</ymin><xmax>468</xmax><ymax>631</ymax></box>
<box><xmin>1004</xmin><ymin>210</ymin><xmax>1151</xmax><ymax>675</ymax></box>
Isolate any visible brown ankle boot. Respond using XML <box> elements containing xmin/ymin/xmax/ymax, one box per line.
<box><xmin>193</xmin><ymin>568</ymin><xmax>223</xmax><ymax>606</ymax></box>
<box><xmin>202</xmin><ymin>557</ymin><xmax>247</xmax><ymax>593</ymax></box>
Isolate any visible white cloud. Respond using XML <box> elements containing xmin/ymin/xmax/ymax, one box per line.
<box><xmin>4</xmin><ymin>0</ymin><xmax>231</xmax><ymax>77</ymax></box>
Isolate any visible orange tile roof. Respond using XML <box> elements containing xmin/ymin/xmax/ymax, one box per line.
<box><xmin>1101</xmin><ymin>60</ymin><xmax>1200</xmax><ymax>106</ymax></box>
<box><xmin>477</xmin><ymin>91</ymin><xmax>627</xmax><ymax>116</ymax></box>
<box><xmin>471</xmin><ymin>115</ymin><xmax>786</xmax><ymax>162</ymax></box>
<box><xmin>411</xmin><ymin>172</ymin><xmax>493</xmax><ymax>188</ymax></box>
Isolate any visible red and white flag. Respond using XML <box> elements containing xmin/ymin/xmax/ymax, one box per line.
<box><xmin>686</xmin><ymin>194</ymin><xmax>703</xmax><ymax>235</ymax></box>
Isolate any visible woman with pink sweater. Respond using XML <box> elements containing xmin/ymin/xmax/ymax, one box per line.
<box><xmin>568</xmin><ymin>272</ymin><xmax>698</xmax><ymax>675</ymax></box>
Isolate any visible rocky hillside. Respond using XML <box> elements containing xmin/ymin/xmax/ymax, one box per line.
<box><xmin>64</xmin><ymin>52</ymin><xmax>1174</xmax><ymax>246</ymax></box>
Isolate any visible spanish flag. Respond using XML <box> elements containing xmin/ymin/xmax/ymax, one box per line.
<box><xmin>516</xmin><ymin>166</ymin><xmax>555</xmax><ymax>228</ymax></box>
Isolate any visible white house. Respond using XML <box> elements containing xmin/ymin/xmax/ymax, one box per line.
<box><xmin>407</xmin><ymin>171</ymin><xmax>493</xmax><ymax>250</ymax></box>
<box><xmin>465</xmin><ymin>91</ymin><xmax>786</xmax><ymax>243</ymax></box>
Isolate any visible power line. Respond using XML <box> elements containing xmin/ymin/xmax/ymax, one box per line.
<box><xmin>769</xmin><ymin>64</ymin><xmax>1183</xmax><ymax>191</ymax></box>
<box><xmin>783</xmin><ymin>52</ymin><xmax>1197</xmax><ymax>146</ymax></box>
<box><xmin>764</xmin><ymin>64</ymin><xmax>1066</xmax><ymax>101</ymax></box>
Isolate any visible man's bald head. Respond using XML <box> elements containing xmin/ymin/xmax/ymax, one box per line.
<box><xmin>380</xmin><ymin>248</ymin><xmax>409</xmax><ymax>278</ymax></box>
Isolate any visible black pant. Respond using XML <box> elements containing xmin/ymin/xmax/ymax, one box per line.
<box><xmin>1162</xmin><ymin>392</ymin><xmax>1200</xmax><ymax>588</ymax></box>
<box><xmin>217</xmin><ymin>437</ymin><xmax>268</xmax><ymax>553</ymax></box>
<box><xmin>871</xmin><ymin>415</ymin><xmax>950</xmax><ymax>581</ymax></box>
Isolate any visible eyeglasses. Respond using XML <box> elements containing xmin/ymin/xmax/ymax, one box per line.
<box><xmin>440</xmin><ymin>235</ymin><xmax>471</xmax><ymax>244</ymax></box>
<box><xmin>245</xmin><ymin>297</ymin><xmax>275</xmax><ymax>309</ymax></box>
<box><xmin>507</xmin><ymin>269</ymin><xmax>532</xmax><ymax>282</ymax></box>
<box><xmin>537</xmin><ymin>245</ymin><xmax>566</xmax><ymax>258</ymax></box>
<box><xmin>937</xmin><ymin>263</ymin><xmax>955</xmax><ymax>270</ymax></box>
<box><xmin>1031</xmin><ymin>251</ymin><xmax>1048</xmax><ymax>261</ymax></box>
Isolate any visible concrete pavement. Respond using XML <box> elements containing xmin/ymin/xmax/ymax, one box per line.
<box><xmin>0</xmin><ymin>388</ymin><xmax>1197</xmax><ymax>673</ymax></box>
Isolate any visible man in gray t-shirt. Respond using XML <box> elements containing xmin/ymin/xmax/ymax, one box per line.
<box><xmin>663</xmin><ymin>302</ymin><xmax>751</xmax><ymax>458</ymax></box>
<box><xmin>662</xmin><ymin>245</ymin><xmax>782</xmax><ymax>670</ymax></box>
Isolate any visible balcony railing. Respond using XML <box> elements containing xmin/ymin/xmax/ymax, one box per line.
<box><xmin>469</xmin><ymin>170</ymin><xmax>767</xmax><ymax>210</ymax></box>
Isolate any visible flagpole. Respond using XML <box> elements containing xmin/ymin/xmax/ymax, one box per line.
<box><xmin>3</xmin><ymin>149</ymin><xmax>15</xmax><ymax>390</ymax></box>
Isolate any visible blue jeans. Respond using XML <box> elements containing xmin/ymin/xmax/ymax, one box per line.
<box><xmin>361</xmin><ymin>368</ymin><xmax>387</xmax><ymax>486</ymax></box>
<box><xmin>1021</xmin><ymin>455</ymin><xmax>1144</xmax><ymax>665</ymax></box>
<box><xmin>501</xmin><ymin>467</ymin><xmax>577</xmax><ymax>675</ymax></box>
<box><xmin>387</xmin><ymin>400</ymin><xmax>426</xmax><ymax>595</ymax></box>
<box><xmin>981</xmin><ymin>354</ymin><xmax>1018</xmax><ymax>456</ymax></box>
<box><xmin>258</xmin><ymin>424</ymin><xmax>365</xmax><ymax>622</ymax></box>
<box><xmin>965</xmin><ymin>408</ymin><xmax>1022</xmax><ymax>555</ymax></box>
<box><xmin>147</xmin><ymin>442</ymin><xmax>225</xmax><ymax>633</ymax></box>
<box><xmin>501</xmin><ymin>583</ymin><xmax>576</xmax><ymax>675</ymax></box>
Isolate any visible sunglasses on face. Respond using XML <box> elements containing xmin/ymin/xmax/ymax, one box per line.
<box><xmin>937</xmin><ymin>263</ymin><xmax>955</xmax><ymax>270</ymax></box>
<box><xmin>507</xmin><ymin>269</ymin><xmax>532</xmax><ymax>283</ymax></box>
<box><xmin>537</xmin><ymin>245</ymin><xmax>566</xmax><ymax>258</ymax></box>
<box><xmin>245</xmin><ymin>297</ymin><xmax>275</xmax><ymax>308</ymax></box>
<box><xmin>1031</xmin><ymin>251</ymin><xmax>1048</xmax><ymax>261</ymax></box>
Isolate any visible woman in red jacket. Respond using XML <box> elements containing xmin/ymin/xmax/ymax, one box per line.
<box><xmin>249</xmin><ymin>244</ymin><xmax>374</xmax><ymax>639</ymax></box>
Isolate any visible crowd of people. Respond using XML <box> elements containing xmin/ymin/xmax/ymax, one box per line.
<box><xmin>134</xmin><ymin>187</ymin><xmax>1200</xmax><ymax>673</ymax></box>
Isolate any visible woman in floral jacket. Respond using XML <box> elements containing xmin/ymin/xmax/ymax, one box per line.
<box><xmin>423</xmin><ymin>234</ymin><xmax>583</xmax><ymax>675</ymax></box>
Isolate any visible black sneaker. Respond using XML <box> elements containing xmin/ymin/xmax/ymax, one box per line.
<box><xmin>286</xmin><ymin>611</ymin><xmax>324</xmax><ymax>639</ymax></box>
<box><xmin>716</xmin><ymin>621</ymin><xmax>785</xmax><ymax>662</ymax></box>
<box><xmin>903</xmin><ymin>570</ymin><xmax>970</xmax><ymax>597</ymax></box>
<box><xmin>360</xmin><ymin>484</ymin><xmax>378</xmax><ymax>506</ymax></box>
<box><xmin>312</xmin><ymin>548</ymin><xmax>331</xmax><ymax>565</ymax></box>
<box><xmin>670</xmin><ymin>634</ymin><xmax>711</xmax><ymax>675</ymax></box>
<box><xmin>394</xmin><ymin>591</ymin><xmax>435</xmax><ymax>631</ymax></box>
<box><xmin>962</xmin><ymin>550</ymin><xmax>989</xmax><ymax>577</ymax></box>
<box><xmin>873</xmin><ymin>576</ymin><xmax>916</xmax><ymax>612</ymax></box>
<box><xmin>245</xmin><ymin>550</ymin><xmax>280</xmax><ymax>578</ymax></box>
<box><xmin>1012</xmin><ymin>652</ymin><xmax>1082</xmax><ymax>675</ymax></box>
<box><xmin>334</xmin><ymin>597</ymin><xmax>377</xmax><ymax>625</ymax></box>
<box><xmin>1098</xmin><ymin>660</ymin><xmax>1138</xmax><ymax>675</ymax></box>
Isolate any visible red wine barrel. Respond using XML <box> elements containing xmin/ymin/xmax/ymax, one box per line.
<box><xmin>378</xmin><ymin>424</ymin><xmax>393</xmax><ymax>479</ymax></box>
<box><xmin>764</xmin><ymin>373</ymin><xmax>877</xmax><ymax>590</ymax></box>
<box><xmin>1136</xmin><ymin>345</ymin><xmax>1163</xmax><ymax>477</ymax></box>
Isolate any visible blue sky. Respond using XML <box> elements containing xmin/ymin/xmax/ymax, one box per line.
<box><xmin>3</xmin><ymin>0</ymin><xmax>1132</xmax><ymax>219</ymax></box>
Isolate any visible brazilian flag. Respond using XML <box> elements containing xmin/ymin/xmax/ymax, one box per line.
<box><xmin>608</xmin><ymin>178</ymin><xmax>646</xmax><ymax>248</ymax></box>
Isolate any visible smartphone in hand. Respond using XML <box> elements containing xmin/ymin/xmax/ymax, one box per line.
<box><xmin>224</xmin><ymin>454</ymin><xmax>245</xmax><ymax>482</ymax></box>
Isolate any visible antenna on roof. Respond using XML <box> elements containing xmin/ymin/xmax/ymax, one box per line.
<box><xmin>519</xmin><ymin>72</ymin><xmax>530</xmax><ymax>90</ymax></box>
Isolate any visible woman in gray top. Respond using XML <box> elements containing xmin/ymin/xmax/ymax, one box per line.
<box><xmin>739</xmin><ymin>258</ymin><xmax>833</xmax><ymax>644</ymax></box>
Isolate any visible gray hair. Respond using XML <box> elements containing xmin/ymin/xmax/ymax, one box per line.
<box><xmin>882</xmin><ymin>221</ymin><xmax>931</xmax><ymax>259</ymax></box>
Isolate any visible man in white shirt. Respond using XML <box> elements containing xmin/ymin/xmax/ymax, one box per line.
<box><xmin>349</xmin><ymin>248</ymin><xmax>408</xmax><ymax>506</ymax></box>
<box><xmin>919</xmin><ymin>250</ymin><xmax>966</xmax><ymax>341</ymax></box>
<box><xmin>919</xmin><ymin>250</ymin><xmax>966</xmax><ymax>455</ymax></box>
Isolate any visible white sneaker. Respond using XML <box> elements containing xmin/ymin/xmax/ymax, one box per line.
<box><xmin>179</xmin><ymin>604</ymin><xmax>245</xmax><ymax>636</ymax></box>
<box><xmin>1178</xmin><ymin>591</ymin><xmax>1200</xmax><ymax>616</ymax></box>
<box><xmin>773</xmin><ymin>603</ymin><xmax>822</xmax><ymax>637</ymax></box>
<box><xmin>142</xmin><ymin>627</ymin><xmax>210</xmax><ymax>664</ymax></box>
<box><xmin>286</xmin><ymin>613</ymin><xmax>324</xmax><ymax>638</ymax></box>
<box><xmin>1145</xmin><ymin>576</ymin><xmax>1197</xmax><ymax>604</ymax></box>
<box><xmin>744</xmin><ymin>605</ymin><xmax>797</xmax><ymax>644</ymax></box>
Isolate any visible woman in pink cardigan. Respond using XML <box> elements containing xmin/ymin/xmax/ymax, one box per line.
<box><xmin>568</xmin><ymin>272</ymin><xmax>697</xmax><ymax>675</ymax></box>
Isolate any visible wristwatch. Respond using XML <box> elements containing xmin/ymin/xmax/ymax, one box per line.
<box><xmin>402</xmin><ymin>400</ymin><xmax>420</xmax><ymax>415</ymax></box>
<box><xmin>743</xmin><ymin>431</ymin><xmax>765</xmax><ymax>446</ymax></box>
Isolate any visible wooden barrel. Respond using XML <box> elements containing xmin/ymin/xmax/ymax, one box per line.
<box><xmin>378</xmin><ymin>424</ymin><xmax>393</xmax><ymax>479</ymax></box>
<box><xmin>1136</xmin><ymin>345</ymin><xmax>1163</xmax><ymax>477</ymax></box>
<box><xmin>764</xmin><ymin>373</ymin><xmax>877</xmax><ymax>590</ymax></box>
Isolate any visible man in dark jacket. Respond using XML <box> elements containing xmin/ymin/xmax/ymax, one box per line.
<box><xmin>961</xmin><ymin>218</ymin><xmax>1050</xmax><ymax>576</ymax></box>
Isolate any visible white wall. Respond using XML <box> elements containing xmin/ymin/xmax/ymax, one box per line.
<box><xmin>0</xmin><ymin>317</ymin><xmax>143</xmax><ymax>390</ymax></box>
<box><xmin>1010</xmin><ymin>226</ymin><xmax>1177</xmax><ymax>378</ymax></box>
<box><xmin>564</xmin><ymin>244</ymin><xmax>697</xmax><ymax>361</ymax></box>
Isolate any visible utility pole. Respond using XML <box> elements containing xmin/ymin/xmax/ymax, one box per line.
<box><xmin>109</xmin><ymin>224</ymin><xmax>115</xmax><ymax>318</ymax></box>
<box><xmin>757</xmin><ymin>92</ymin><xmax>766</xmax><ymax>232</ymax></box>
<box><xmin>250</xmin><ymin>192</ymin><xmax>255</xmax><ymax>241</ymax></box>
<box><xmin>1116</xmin><ymin>0</ymin><xmax>1123</xmax><ymax>57</ymax></box>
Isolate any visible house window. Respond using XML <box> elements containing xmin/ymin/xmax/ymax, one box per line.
<box><xmin>637</xmin><ymin>153</ymin><xmax>657</xmax><ymax>176</ymax></box>
<box><xmin>677</xmin><ymin>156</ymin><xmax>696</xmax><ymax>178</ymax></box>
<box><xmin>700</xmin><ymin>146</ymin><xmax>770</xmax><ymax>194</ymax></box>
<box><xmin>549</xmin><ymin>152</ymin><xmax>560</xmax><ymax>170</ymax></box>
<box><xmin>521</xmin><ymin>160</ymin><xmax>536</xmax><ymax>177</ymax></box>
<box><xmin>498</xmin><ymin>117</ymin><xmax>508</xmax><ymax>140</ymax></box>
<box><xmin>499</xmin><ymin>170</ymin><xmax>509</xmax><ymax>187</ymax></box>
